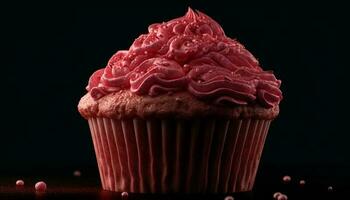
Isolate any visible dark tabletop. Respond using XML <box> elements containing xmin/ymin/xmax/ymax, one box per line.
<box><xmin>0</xmin><ymin>166</ymin><xmax>348</xmax><ymax>200</ymax></box>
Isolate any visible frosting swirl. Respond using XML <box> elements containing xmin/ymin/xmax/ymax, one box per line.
<box><xmin>86</xmin><ymin>8</ymin><xmax>283</xmax><ymax>108</ymax></box>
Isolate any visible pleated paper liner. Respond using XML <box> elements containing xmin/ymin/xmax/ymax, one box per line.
<box><xmin>88</xmin><ymin>117</ymin><xmax>271</xmax><ymax>193</ymax></box>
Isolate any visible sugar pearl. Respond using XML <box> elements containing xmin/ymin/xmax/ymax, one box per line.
<box><xmin>283</xmin><ymin>175</ymin><xmax>291</xmax><ymax>183</ymax></box>
<box><xmin>277</xmin><ymin>194</ymin><xmax>288</xmax><ymax>200</ymax></box>
<box><xmin>273</xmin><ymin>192</ymin><xmax>282</xmax><ymax>198</ymax></box>
<box><xmin>16</xmin><ymin>180</ymin><xmax>24</xmax><ymax>186</ymax></box>
<box><xmin>73</xmin><ymin>170</ymin><xmax>81</xmax><ymax>177</ymax></box>
<box><xmin>121</xmin><ymin>191</ymin><xmax>128</xmax><ymax>198</ymax></box>
<box><xmin>224</xmin><ymin>195</ymin><xmax>234</xmax><ymax>200</ymax></box>
<box><xmin>328</xmin><ymin>186</ymin><xmax>333</xmax><ymax>191</ymax></box>
<box><xmin>35</xmin><ymin>181</ymin><xmax>47</xmax><ymax>192</ymax></box>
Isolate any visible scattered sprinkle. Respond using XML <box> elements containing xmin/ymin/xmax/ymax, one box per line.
<box><xmin>121</xmin><ymin>191</ymin><xmax>128</xmax><ymax>198</ymax></box>
<box><xmin>224</xmin><ymin>195</ymin><xmax>234</xmax><ymax>200</ymax></box>
<box><xmin>299</xmin><ymin>179</ymin><xmax>306</xmax><ymax>185</ymax></box>
<box><xmin>73</xmin><ymin>170</ymin><xmax>81</xmax><ymax>177</ymax></box>
<box><xmin>273</xmin><ymin>192</ymin><xmax>282</xmax><ymax>198</ymax></box>
<box><xmin>35</xmin><ymin>181</ymin><xmax>47</xmax><ymax>192</ymax></box>
<box><xmin>16</xmin><ymin>180</ymin><xmax>24</xmax><ymax>186</ymax></box>
<box><xmin>277</xmin><ymin>194</ymin><xmax>288</xmax><ymax>200</ymax></box>
<box><xmin>328</xmin><ymin>186</ymin><xmax>333</xmax><ymax>191</ymax></box>
<box><xmin>283</xmin><ymin>175</ymin><xmax>291</xmax><ymax>183</ymax></box>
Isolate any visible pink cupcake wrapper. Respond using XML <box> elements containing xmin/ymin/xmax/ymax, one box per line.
<box><xmin>88</xmin><ymin>117</ymin><xmax>271</xmax><ymax>193</ymax></box>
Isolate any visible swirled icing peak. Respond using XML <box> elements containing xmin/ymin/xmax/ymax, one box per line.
<box><xmin>86</xmin><ymin>8</ymin><xmax>283</xmax><ymax>108</ymax></box>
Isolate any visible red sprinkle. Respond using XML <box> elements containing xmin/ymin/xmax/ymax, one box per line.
<box><xmin>283</xmin><ymin>175</ymin><xmax>291</xmax><ymax>183</ymax></box>
<box><xmin>35</xmin><ymin>181</ymin><xmax>47</xmax><ymax>192</ymax></box>
<box><xmin>16</xmin><ymin>180</ymin><xmax>24</xmax><ymax>186</ymax></box>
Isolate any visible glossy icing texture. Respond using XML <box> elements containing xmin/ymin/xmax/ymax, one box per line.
<box><xmin>86</xmin><ymin>8</ymin><xmax>282</xmax><ymax>108</ymax></box>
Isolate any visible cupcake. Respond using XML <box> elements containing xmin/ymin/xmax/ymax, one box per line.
<box><xmin>78</xmin><ymin>8</ymin><xmax>282</xmax><ymax>193</ymax></box>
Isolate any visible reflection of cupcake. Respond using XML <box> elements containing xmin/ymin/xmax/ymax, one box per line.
<box><xmin>78</xmin><ymin>8</ymin><xmax>282</xmax><ymax>193</ymax></box>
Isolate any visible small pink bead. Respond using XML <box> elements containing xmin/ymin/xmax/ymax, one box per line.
<box><xmin>277</xmin><ymin>194</ymin><xmax>288</xmax><ymax>200</ymax></box>
<box><xmin>273</xmin><ymin>192</ymin><xmax>282</xmax><ymax>198</ymax></box>
<box><xmin>16</xmin><ymin>180</ymin><xmax>24</xmax><ymax>186</ymax></box>
<box><xmin>283</xmin><ymin>175</ymin><xmax>291</xmax><ymax>183</ymax></box>
<box><xmin>224</xmin><ymin>195</ymin><xmax>234</xmax><ymax>200</ymax></box>
<box><xmin>73</xmin><ymin>170</ymin><xmax>81</xmax><ymax>177</ymax></box>
<box><xmin>121</xmin><ymin>191</ymin><xmax>128</xmax><ymax>198</ymax></box>
<box><xmin>35</xmin><ymin>181</ymin><xmax>47</xmax><ymax>192</ymax></box>
<box><xmin>299</xmin><ymin>180</ymin><xmax>306</xmax><ymax>185</ymax></box>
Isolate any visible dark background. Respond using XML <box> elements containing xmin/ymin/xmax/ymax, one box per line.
<box><xmin>3</xmin><ymin>0</ymin><xmax>349</xmax><ymax>183</ymax></box>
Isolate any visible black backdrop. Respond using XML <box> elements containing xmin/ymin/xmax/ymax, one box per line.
<box><xmin>3</xmin><ymin>0</ymin><xmax>349</xmax><ymax>179</ymax></box>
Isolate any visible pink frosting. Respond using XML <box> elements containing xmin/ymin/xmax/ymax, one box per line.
<box><xmin>86</xmin><ymin>8</ymin><xmax>283</xmax><ymax>108</ymax></box>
